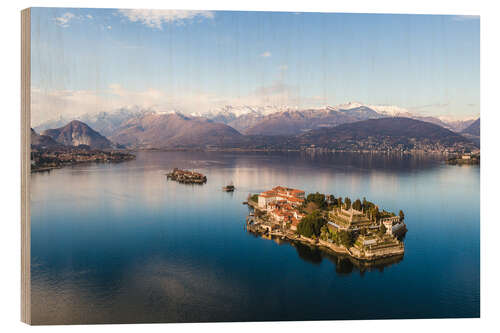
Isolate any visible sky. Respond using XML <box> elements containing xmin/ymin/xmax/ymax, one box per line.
<box><xmin>30</xmin><ymin>8</ymin><xmax>480</xmax><ymax>125</ymax></box>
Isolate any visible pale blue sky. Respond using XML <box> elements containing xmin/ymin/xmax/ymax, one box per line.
<box><xmin>30</xmin><ymin>8</ymin><xmax>480</xmax><ymax>124</ymax></box>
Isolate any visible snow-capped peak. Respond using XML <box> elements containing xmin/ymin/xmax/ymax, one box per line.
<box><xmin>367</xmin><ymin>104</ymin><xmax>413</xmax><ymax>117</ymax></box>
<box><xmin>205</xmin><ymin>105</ymin><xmax>299</xmax><ymax>118</ymax></box>
<box><xmin>437</xmin><ymin>115</ymin><xmax>478</xmax><ymax>122</ymax></box>
<box><xmin>335</xmin><ymin>101</ymin><xmax>366</xmax><ymax>110</ymax></box>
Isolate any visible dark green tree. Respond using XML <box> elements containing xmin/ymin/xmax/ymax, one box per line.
<box><xmin>306</xmin><ymin>192</ymin><xmax>326</xmax><ymax>209</ymax></box>
<box><xmin>352</xmin><ymin>199</ymin><xmax>362</xmax><ymax>211</ymax></box>
<box><xmin>373</xmin><ymin>206</ymin><xmax>380</xmax><ymax>222</ymax></box>
<box><xmin>297</xmin><ymin>210</ymin><xmax>326</xmax><ymax>238</ymax></box>
<box><xmin>344</xmin><ymin>197</ymin><xmax>351</xmax><ymax>210</ymax></box>
<box><xmin>337</xmin><ymin>197</ymin><xmax>343</xmax><ymax>208</ymax></box>
<box><xmin>399</xmin><ymin>210</ymin><xmax>405</xmax><ymax>221</ymax></box>
<box><xmin>378</xmin><ymin>223</ymin><xmax>387</xmax><ymax>236</ymax></box>
<box><xmin>338</xmin><ymin>230</ymin><xmax>353</xmax><ymax>247</ymax></box>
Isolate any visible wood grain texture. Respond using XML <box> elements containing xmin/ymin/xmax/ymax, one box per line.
<box><xmin>21</xmin><ymin>7</ymin><xmax>31</xmax><ymax>325</ymax></box>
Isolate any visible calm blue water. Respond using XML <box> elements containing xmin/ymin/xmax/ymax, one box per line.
<box><xmin>30</xmin><ymin>151</ymin><xmax>480</xmax><ymax>324</ymax></box>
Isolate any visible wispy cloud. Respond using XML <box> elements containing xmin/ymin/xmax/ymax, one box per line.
<box><xmin>451</xmin><ymin>15</ymin><xmax>479</xmax><ymax>22</ymax></box>
<box><xmin>278</xmin><ymin>64</ymin><xmax>288</xmax><ymax>71</ymax></box>
<box><xmin>117</xmin><ymin>9</ymin><xmax>215</xmax><ymax>30</ymax></box>
<box><xmin>260</xmin><ymin>51</ymin><xmax>272</xmax><ymax>58</ymax></box>
<box><xmin>410</xmin><ymin>103</ymin><xmax>449</xmax><ymax>110</ymax></box>
<box><xmin>53</xmin><ymin>12</ymin><xmax>76</xmax><ymax>28</ymax></box>
<box><xmin>53</xmin><ymin>12</ymin><xmax>95</xmax><ymax>28</ymax></box>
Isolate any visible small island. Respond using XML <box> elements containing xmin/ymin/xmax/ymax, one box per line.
<box><xmin>246</xmin><ymin>186</ymin><xmax>407</xmax><ymax>262</ymax></box>
<box><xmin>446</xmin><ymin>153</ymin><xmax>480</xmax><ymax>165</ymax></box>
<box><xmin>166</xmin><ymin>168</ymin><xmax>207</xmax><ymax>184</ymax></box>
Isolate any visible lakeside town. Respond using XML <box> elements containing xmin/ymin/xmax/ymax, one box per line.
<box><xmin>30</xmin><ymin>147</ymin><xmax>136</xmax><ymax>173</ymax></box>
<box><xmin>246</xmin><ymin>186</ymin><xmax>407</xmax><ymax>261</ymax></box>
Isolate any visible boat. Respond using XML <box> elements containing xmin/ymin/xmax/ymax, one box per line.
<box><xmin>222</xmin><ymin>182</ymin><xmax>235</xmax><ymax>192</ymax></box>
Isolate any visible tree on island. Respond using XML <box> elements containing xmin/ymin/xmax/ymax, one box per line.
<box><xmin>399</xmin><ymin>210</ymin><xmax>405</xmax><ymax>221</ymax></box>
<box><xmin>249</xmin><ymin>194</ymin><xmax>259</xmax><ymax>203</ymax></box>
<box><xmin>306</xmin><ymin>192</ymin><xmax>327</xmax><ymax>210</ymax></box>
<box><xmin>325</xmin><ymin>194</ymin><xmax>337</xmax><ymax>209</ymax></box>
<box><xmin>378</xmin><ymin>223</ymin><xmax>387</xmax><ymax>237</ymax></box>
<box><xmin>352</xmin><ymin>199</ymin><xmax>362</xmax><ymax>211</ymax></box>
<box><xmin>338</xmin><ymin>230</ymin><xmax>353</xmax><ymax>247</ymax></box>
<box><xmin>297</xmin><ymin>210</ymin><xmax>326</xmax><ymax>238</ymax></box>
<box><xmin>320</xmin><ymin>225</ymin><xmax>330</xmax><ymax>241</ymax></box>
<box><xmin>372</xmin><ymin>206</ymin><xmax>381</xmax><ymax>222</ymax></box>
<box><xmin>362</xmin><ymin>197</ymin><xmax>368</xmax><ymax>210</ymax></box>
<box><xmin>344</xmin><ymin>197</ymin><xmax>351</xmax><ymax>210</ymax></box>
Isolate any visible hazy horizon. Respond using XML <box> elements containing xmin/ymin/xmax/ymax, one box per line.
<box><xmin>30</xmin><ymin>8</ymin><xmax>480</xmax><ymax>126</ymax></box>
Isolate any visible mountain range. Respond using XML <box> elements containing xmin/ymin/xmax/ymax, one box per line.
<box><xmin>202</xmin><ymin>102</ymin><xmax>476</xmax><ymax>135</ymax></box>
<box><xmin>34</xmin><ymin>102</ymin><xmax>477</xmax><ymax>137</ymax></box>
<box><xmin>32</xmin><ymin>102</ymin><xmax>479</xmax><ymax>152</ymax></box>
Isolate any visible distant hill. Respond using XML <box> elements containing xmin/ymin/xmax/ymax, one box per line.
<box><xmin>42</xmin><ymin>120</ymin><xmax>112</xmax><ymax>149</ymax></box>
<box><xmin>31</xmin><ymin>128</ymin><xmax>63</xmax><ymax>149</ymax></box>
<box><xmin>243</xmin><ymin>107</ymin><xmax>383</xmax><ymax>136</ymax></box>
<box><xmin>461</xmin><ymin>118</ymin><xmax>480</xmax><ymax>137</ymax></box>
<box><xmin>34</xmin><ymin>107</ymin><xmax>151</xmax><ymax>137</ymax></box>
<box><xmin>110</xmin><ymin>112</ymin><xmax>244</xmax><ymax>149</ymax></box>
<box><xmin>293</xmin><ymin>117</ymin><xmax>476</xmax><ymax>151</ymax></box>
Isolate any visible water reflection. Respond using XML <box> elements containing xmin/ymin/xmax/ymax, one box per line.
<box><xmin>30</xmin><ymin>151</ymin><xmax>480</xmax><ymax>324</ymax></box>
<box><xmin>249</xmin><ymin>231</ymin><xmax>404</xmax><ymax>275</ymax></box>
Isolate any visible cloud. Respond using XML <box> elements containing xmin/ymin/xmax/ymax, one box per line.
<box><xmin>260</xmin><ymin>51</ymin><xmax>272</xmax><ymax>58</ymax></box>
<box><xmin>410</xmin><ymin>103</ymin><xmax>449</xmax><ymax>110</ymax></box>
<box><xmin>53</xmin><ymin>12</ymin><xmax>95</xmax><ymax>27</ymax></box>
<box><xmin>117</xmin><ymin>9</ymin><xmax>214</xmax><ymax>30</ymax></box>
<box><xmin>278</xmin><ymin>65</ymin><xmax>288</xmax><ymax>71</ymax></box>
<box><xmin>451</xmin><ymin>15</ymin><xmax>480</xmax><ymax>21</ymax></box>
<box><xmin>107</xmin><ymin>25</ymin><xmax>112</xmax><ymax>30</ymax></box>
<box><xmin>254</xmin><ymin>81</ymin><xmax>294</xmax><ymax>96</ymax></box>
<box><xmin>53</xmin><ymin>12</ymin><xmax>76</xmax><ymax>28</ymax></box>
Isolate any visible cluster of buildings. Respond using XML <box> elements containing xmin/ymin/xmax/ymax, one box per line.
<box><xmin>257</xmin><ymin>186</ymin><xmax>306</xmax><ymax>230</ymax></box>
<box><xmin>328</xmin><ymin>206</ymin><xmax>404</xmax><ymax>236</ymax></box>
<box><xmin>255</xmin><ymin>185</ymin><xmax>405</xmax><ymax>237</ymax></box>
<box><xmin>30</xmin><ymin>149</ymin><xmax>135</xmax><ymax>172</ymax></box>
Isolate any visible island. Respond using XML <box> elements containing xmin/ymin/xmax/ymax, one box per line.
<box><xmin>31</xmin><ymin>147</ymin><xmax>136</xmax><ymax>173</ymax></box>
<box><xmin>446</xmin><ymin>153</ymin><xmax>480</xmax><ymax>165</ymax></box>
<box><xmin>246</xmin><ymin>186</ymin><xmax>407</xmax><ymax>262</ymax></box>
<box><xmin>166</xmin><ymin>168</ymin><xmax>207</xmax><ymax>184</ymax></box>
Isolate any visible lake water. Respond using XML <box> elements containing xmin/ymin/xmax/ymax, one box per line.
<box><xmin>30</xmin><ymin>151</ymin><xmax>480</xmax><ymax>324</ymax></box>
